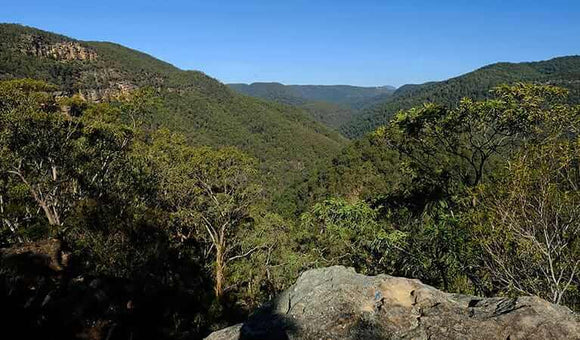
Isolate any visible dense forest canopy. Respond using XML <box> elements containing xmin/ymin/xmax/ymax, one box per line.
<box><xmin>228</xmin><ymin>83</ymin><xmax>395</xmax><ymax>108</ymax></box>
<box><xmin>343</xmin><ymin>55</ymin><xmax>580</xmax><ymax>138</ymax></box>
<box><xmin>0</xmin><ymin>24</ymin><xmax>579</xmax><ymax>340</ymax></box>
<box><xmin>228</xmin><ymin>82</ymin><xmax>396</xmax><ymax>129</ymax></box>
<box><xmin>0</xmin><ymin>24</ymin><xmax>347</xmax><ymax>197</ymax></box>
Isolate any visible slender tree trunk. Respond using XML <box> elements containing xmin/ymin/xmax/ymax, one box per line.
<box><xmin>33</xmin><ymin>191</ymin><xmax>60</xmax><ymax>227</ymax></box>
<box><xmin>215</xmin><ymin>244</ymin><xmax>226</xmax><ymax>300</ymax></box>
<box><xmin>9</xmin><ymin>169</ymin><xmax>61</xmax><ymax>227</ymax></box>
<box><xmin>40</xmin><ymin>202</ymin><xmax>58</xmax><ymax>226</ymax></box>
<box><xmin>437</xmin><ymin>261</ymin><xmax>449</xmax><ymax>291</ymax></box>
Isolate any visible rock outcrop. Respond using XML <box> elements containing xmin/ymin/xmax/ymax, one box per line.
<box><xmin>206</xmin><ymin>266</ymin><xmax>580</xmax><ymax>340</ymax></box>
<box><xmin>18</xmin><ymin>34</ymin><xmax>98</xmax><ymax>61</ymax></box>
<box><xmin>1</xmin><ymin>239</ymin><xmax>137</xmax><ymax>339</ymax></box>
<box><xmin>1</xmin><ymin>238</ymin><xmax>70</xmax><ymax>273</ymax></box>
<box><xmin>12</xmin><ymin>32</ymin><xmax>138</xmax><ymax>102</ymax></box>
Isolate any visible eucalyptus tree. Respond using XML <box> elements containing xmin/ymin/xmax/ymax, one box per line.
<box><xmin>147</xmin><ymin>129</ymin><xmax>263</xmax><ymax>299</ymax></box>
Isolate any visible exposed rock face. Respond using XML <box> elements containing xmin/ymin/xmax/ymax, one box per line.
<box><xmin>13</xmin><ymin>33</ymin><xmax>137</xmax><ymax>102</ymax></box>
<box><xmin>77</xmin><ymin>80</ymin><xmax>137</xmax><ymax>102</ymax></box>
<box><xmin>206</xmin><ymin>266</ymin><xmax>580</xmax><ymax>340</ymax></box>
<box><xmin>19</xmin><ymin>34</ymin><xmax>98</xmax><ymax>61</ymax></box>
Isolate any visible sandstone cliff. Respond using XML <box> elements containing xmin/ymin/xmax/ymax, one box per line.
<box><xmin>18</xmin><ymin>34</ymin><xmax>98</xmax><ymax>61</ymax></box>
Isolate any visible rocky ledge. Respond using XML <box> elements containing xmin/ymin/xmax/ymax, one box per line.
<box><xmin>206</xmin><ymin>266</ymin><xmax>579</xmax><ymax>340</ymax></box>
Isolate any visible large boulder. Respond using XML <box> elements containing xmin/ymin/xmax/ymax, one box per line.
<box><xmin>1</xmin><ymin>238</ymin><xmax>70</xmax><ymax>273</ymax></box>
<box><xmin>206</xmin><ymin>266</ymin><xmax>579</xmax><ymax>340</ymax></box>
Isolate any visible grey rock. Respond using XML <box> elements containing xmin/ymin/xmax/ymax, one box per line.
<box><xmin>205</xmin><ymin>324</ymin><xmax>243</xmax><ymax>340</ymax></box>
<box><xmin>205</xmin><ymin>266</ymin><xmax>580</xmax><ymax>340</ymax></box>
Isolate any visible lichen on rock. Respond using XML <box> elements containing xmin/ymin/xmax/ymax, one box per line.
<box><xmin>205</xmin><ymin>266</ymin><xmax>580</xmax><ymax>340</ymax></box>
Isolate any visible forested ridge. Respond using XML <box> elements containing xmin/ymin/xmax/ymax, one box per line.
<box><xmin>343</xmin><ymin>55</ymin><xmax>580</xmax><ymax>137</ymax></box>
<box><xmin>0</xmin><ymin>24</ymin><xmax>347</xmax><ymax>196</ymax></box>
<box><xmin>228</xmin><ymin>82</ymin><xmax>395</xmax><ymax>129</ymax></box>
<box><xmin>1</xmin><ymin>24</ymin><xmax>579</xmax><ymax>340</ymax></box>
<box><xmin>228</xmin><ymin>82</ymin><xmax>395</xmax><ymax>108</ymax></box>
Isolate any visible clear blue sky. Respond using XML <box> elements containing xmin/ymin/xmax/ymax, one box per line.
<box><xmin>3</xmin><ymin>0</ymin><xmax>580</xmax><ymax>87</ymax></box>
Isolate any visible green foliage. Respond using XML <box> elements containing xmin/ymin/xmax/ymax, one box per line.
<box><xmin>0</xmin><ymin>78</ymin><xmax>296</xmax><ymax>337</ymax></box>
<box><xmin>375</xmin><ymin>83</ymin><xmax>569</xmax><ymax>190</ymax></box>
<box><xmin>0</xmin><ymin>79</ymin><xmax>134</xmax><ymax>236</ymax></box>
<box><xmin>275</xmin><ymin>134</ymin><xmax>404</xmax><ymax>217</ymax></box>
<box><xmin>300</xmin><ymin>83</ymin><xmax>580</xmax><ymax>309</ymax></box>
<box><xmin>472</xmin><ymin>117</ymin><xmax>580</xmax><ymax>305</ymax></box>
<box><xmin>396</xmin><ymin>203</ymin><xmax>476</xmax><ymax>293</ymax></box>
<box><xmin>3</xmin><ymin>23</ymin><xmax>580</xmax><ymax>339</ymax></box>
<box><xmin>344</xmin><ymin>56</ymin><xmax>580</xmax><ymax>138</ymax></box>
<box><xmin>299</xmin><ymin>197</ymin><xmax>398</xmax><ymax>273</ymax></box>
<box><xmin>0</xmin><ymin>24</ymin><xmax>347</xmax><ymax>197</ymax></box>
<box><xmin>229</xmin><ymin>82</ymin><xmax>395</xmax><ymax>129</ymax></box>
<box><xmin>227</xmin><ymin>211</ymin><xmax>307</xmax><ymax>307</ymax></box>
<box><xmin>300</xmin><ymin>101</ymin><xmax>357</xmax><ymax>129</ymax></box>
<box><xmin>146</xmin><ymin>128</ymin><xmax>264</xmax><ymax>298</ymax></box>
<box><xmin>229</xmin><ymin>83</ymin><xmax>395</xmax><ymax>109</ymax></box>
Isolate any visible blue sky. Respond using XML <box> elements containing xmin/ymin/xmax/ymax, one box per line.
<box><xmin>3</xmin><ymin>0</ymin><xmax>580</xmax><ymax>86</ymax></box>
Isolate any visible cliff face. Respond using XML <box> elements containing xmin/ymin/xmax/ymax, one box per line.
<box><xmin>18</xmin><ymin>34</ymin><xmax>98</xmax><ymax>62</ymax></box>
<box><xmin>206</xmin><ymin>266</ymin><xmax>580</xmax><ymax>340</ymax></box>
<box><xmin>1</xmin><ymin>25</ymin><xmax>140</xmax><ymax>101</ymax></box>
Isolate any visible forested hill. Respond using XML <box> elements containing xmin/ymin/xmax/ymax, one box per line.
<box><xmin>228</xmin><ymin>82</ymin><xmax>396</xmax><ymax>129</ymax></box>
<box><xmin>0</xmin><ymin>23</ymin><xmax>347</xmax><ymax>192</ymax></box>
<box><xmin>229</xmin><ymin>82</ymin><xmax>395</xmax><ymax>107</ymax></box>
<box><xmin>342</xmin><ymin>56</ymin><xmax>580</xmax><ymax>138</ymax></box>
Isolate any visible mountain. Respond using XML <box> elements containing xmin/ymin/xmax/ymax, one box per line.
<box><xmin>0</xmin><ymin>23</ymin><xmax>347</xmax><ymax>193</ymax></box>
<box><xmin>228</xmin><ymin>82</ymin><xmax>396</xmax><ymax>129</ymax></box>
<box><xmin>228</xmin><ymin>83</ymin><xmax>396</xmax><ymax>108</ymax></box>
<box><xmin>228</xmin><ymin>82</ymin><xmax>308</xmax><ymax>106</ymax></box>
<box><xmin>342</xmin><ymin>56</ymin><xmax>580</xmax><ymax>138</ymax></box>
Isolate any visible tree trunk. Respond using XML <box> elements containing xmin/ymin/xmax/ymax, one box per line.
<box><xmin>437</xmin><ymin>261</ymin><xmax>449</xmax><ymax>291</ymax></box>
<box><xmin>215</xmin><ymin>244</ymin><xmax>226</xmax><ymax>300</ymax></box>
<box><xmin>34</xmin><ymin>193</ymin><xmax>60</xmax><ymax>227</ymax></box>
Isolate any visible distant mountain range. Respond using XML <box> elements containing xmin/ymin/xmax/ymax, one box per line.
<box><xmin>0</xmin><ymin>23</ymin><xmax>347</xmax><ymax>193</ymax></box>
<box><xmin>228</xmin><ymin>82</ymin><xmax>396</xmax><ymax>129</ymax></box>
<box><xmin>341</xmin><ymin>56</ymin><xmax>580</xmax><ymax>138</ymax></box>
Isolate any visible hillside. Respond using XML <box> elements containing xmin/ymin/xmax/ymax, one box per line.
<box><xmin>229</xmin><ymin>82</ymin><xmax>395</xmax><ymax>107</ymax></box>
<box><xmin>342</xmin><ymin>56</ymin><xmax>580</xmax><ymax>138</ymax></box>
<box><xmin>228</xmin><ymin>82</ymin><xmax>395</xmax><ymax>129</ymax></box>
<box><xmin>228</xmin><ymin>82</ymin><xmax>307</xmax><ymax>106</ymax></box>
<box><xmin>0</xmin><ymin>24</ymin><xmax>347</xmax><ymax>192</ymax></box>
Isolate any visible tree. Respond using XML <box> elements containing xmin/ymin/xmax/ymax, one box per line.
<box><xmin>299</xmin><ymin>197</ymin><xmax>408</xmax><ymax>274</ymax></box>
<box><xmin>475</xmin><ymin>132</ymin><xmax>580</xmax><ymax>305</ymax></box>
<box><xmin>117</xmin><ymin>86</ymin><xmax>161</xmax><ymax>129</ymax></box>
<box><xmin>374</xmin><ymin>83</ymin><xmax>569</xmax><ymax>191</ymax></box>
<box><xmin>305</xmin><ymin>84</ymin><xmax>578</xmax><ymax>298</ymax></box>
<box><xmin>0</xmin><ymin>79</ymin><xmax>149</xmax><ymax>239</ymax></box>
<box><xmin>148</xmin><ymin>129</ymin><xmax>263</xmax><ymax>299</ymax></box>
<box><xmin>227</xmin><ymin>211</ymin><xmax>307</xmax><ymax>307</ymax></box>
